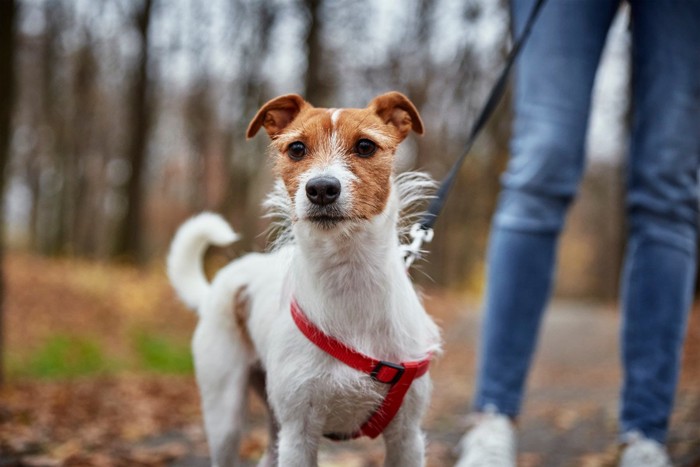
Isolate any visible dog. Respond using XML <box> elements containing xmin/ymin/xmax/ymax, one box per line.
<box><xmin>167</xmin><ymin>92</ymin><xmax>442</xmax><ymax>467</ymax></box>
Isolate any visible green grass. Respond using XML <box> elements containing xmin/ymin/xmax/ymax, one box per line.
<box><xmin>8</xmin><ymin>332</ymin><xmax>193</xmax><ymax>380</ymax></box>
<box><xmin>20</xmin><ymin>335</ymin><xmax>114</xmax><ymax>379</ymax></box>
<box><xmin>132</xmin><ymin>331</ymin><xmax>193</xmax><ymax>374</ymax></box>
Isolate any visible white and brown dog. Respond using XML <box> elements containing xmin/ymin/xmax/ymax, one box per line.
<box><xmin>167</xmin><ymin>92</ymin><xmax>442</xmax><ymax>467</ymax></box>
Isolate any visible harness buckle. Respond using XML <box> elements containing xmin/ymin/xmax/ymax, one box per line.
<box><xmin>370</xmin><ymin>361</ymin><xmax>405</xmax><ymax>385</ymax></box>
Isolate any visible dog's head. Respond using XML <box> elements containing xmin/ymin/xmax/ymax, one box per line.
<box><xmin>247</xmin><ymin>92</ymin><xmax>423</xmax><ymax>230</ymax></box>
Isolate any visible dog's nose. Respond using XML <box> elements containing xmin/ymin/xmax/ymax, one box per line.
<box><xmin>306</xmin><ymin>176</ymin><xmax>341</xmax><ymax>206</ymax></box>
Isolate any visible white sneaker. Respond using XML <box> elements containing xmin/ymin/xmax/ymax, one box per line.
<box><xmin>619</xmin><ymin>431</ymin><xmax>672</xmax><ymax>467</ymax></box>
<box><xmin>454</xmin><ymin>411</ymin><xmax>516</xmax><ymax>467</ymax></box>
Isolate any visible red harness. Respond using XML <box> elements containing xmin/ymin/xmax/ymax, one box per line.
<box><xmin>290</xmin><ymin>298</ymin><xmax>432</xmax><ymax>440</ymax></box>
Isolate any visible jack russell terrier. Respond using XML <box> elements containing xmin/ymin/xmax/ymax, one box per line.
<box><xmin>167</xmin><ymin>92</ymin><xmax>442</xmax><ymax>467</ymax></box>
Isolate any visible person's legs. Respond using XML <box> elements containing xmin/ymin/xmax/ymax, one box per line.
<box><xmin>620</xmin><ymin>0</ymin><xmax>700</xmax><ymax>445</ymax></box>
<box><xmin>472</xmin><ymin>0</ymin><xmax>619</xmax><ymax>417</ymax></box>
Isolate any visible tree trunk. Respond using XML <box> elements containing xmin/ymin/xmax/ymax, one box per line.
<box><xmin>0</xmin><ymin>0</ymin><xmax>18</xmax><ymax>386</ymax></box>
<box><xmin>218</xmin><ymin>0</ymin><xmax>276</xmax><ymax>251</ymax></box>
<box><xmin>302</xmin><ymin>0</ymin><xmax>333</xmax><ymax>106</ymax></box>
<box><xmin>70</xmin><ymin>37</ymin><xmax>99</xmax><ymax>256</ymax></box>
<box><xmin>113</xmin><ymin>0</ymin><xmax>153</xmax><ymax>263</ymax></box>
<box><xmin>38</xmin><ymin>0</ymin><xmax>69</xmax><ymax>256</ymax></box>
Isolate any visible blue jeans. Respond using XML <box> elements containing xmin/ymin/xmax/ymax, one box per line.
<box><xmin>474</xmin><ymin>0</ymin><xmax>700</xmax><ymax>443</ymax></box>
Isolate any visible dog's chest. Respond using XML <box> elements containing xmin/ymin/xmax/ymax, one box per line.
<box><xmin>318</xmin><ymin>370</ymin><xmax>389</xmax><ymax>433</ymax></box>
<box><xmin>266</xmin><ymin>341</ymin><xmax>401</xmax><ymax>434</ymax></box>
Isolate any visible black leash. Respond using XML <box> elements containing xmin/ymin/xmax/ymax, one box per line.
<box><xmin>404</xmin><ymin>0</ymin><xmax>547</xmax><ymax>268</ymax></box>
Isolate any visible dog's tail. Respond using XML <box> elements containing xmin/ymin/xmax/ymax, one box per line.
<box><xmin>167</xmin><ymin>212</ymin><xmax>239</xmax><ymax>310</ymax></box>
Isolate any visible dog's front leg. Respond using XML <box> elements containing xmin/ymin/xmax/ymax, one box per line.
<box><xmin>383</xmin><ymin>423</ymin><xmax>426</xmax><ymax>467</ymax></box>
<box><xmin>381</xmin><ymin>380</ymin><xmax>430</xmax><ymax>467</ymax></box>
<box><xmin>273</xmin><ymin>389</ymin><xmax>325</xmax><ymax>467</ymax></box>
<box><xmin>276</xmin><ymin>416</ymin><xmax>324</xmax><ymax>467</ymax></box>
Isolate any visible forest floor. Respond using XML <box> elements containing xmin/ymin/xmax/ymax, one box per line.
<box><xmin>1</xmin><ymin>252</ymin><xmax>699</xmax><ymax>466</ymax></box>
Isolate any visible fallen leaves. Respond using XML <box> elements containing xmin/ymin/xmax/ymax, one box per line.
<box><xmin>2</xmin><ymin>253</ymin><xmax>700</xmax><ymax>466</ymax></box>
<box><xmin>0</xmin><ymin>376</ymin><xmax>202</xmax><ymax>465</ymax></box>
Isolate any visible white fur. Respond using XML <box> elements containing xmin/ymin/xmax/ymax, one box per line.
<box><xmin>167</xmin><ymin>212</ymin><xmax>239</xmax><ymax>310</ymax></box>
<box><xmin>168</xmin><ymin>173</ymin><xmax>441</xmax><ymax>465</ymax></box>
<box><xmin>330</xmin><ymin>108</ymin><xmax>343</xmax><ymax>126</ymax></box>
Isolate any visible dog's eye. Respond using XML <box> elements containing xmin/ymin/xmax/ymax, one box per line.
<box><xmin>288</xmin><ymin>141</ymin><xmax>307</xmax><ymax>161</ymax></box>
<box><xmin>355</xmin><ymin>139</ymin><xmax>377</xmax><ymax>158</ymax></box>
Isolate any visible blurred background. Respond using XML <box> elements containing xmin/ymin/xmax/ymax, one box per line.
<box><xmin>2</xmin><ymin>0</ymin><xmax>632</xmax><ymax>290</ymax></box>
<box><xmin>0</xmin><ymin>0</ymin><xmax>698</xmax><ymax>466</ymax></box>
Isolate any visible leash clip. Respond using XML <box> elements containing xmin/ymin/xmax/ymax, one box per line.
<box><xmin>403</xmin><ymin>223</ymin><xmax>434</xmax><ymax>269</ymax></box>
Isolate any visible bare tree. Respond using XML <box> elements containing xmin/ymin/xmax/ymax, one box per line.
<box><xmin>301</xmin><ymin>0</ymin><xmax>334</xmax><ymax>106</ymax></box>
<box><xmin>13</xmin><ymin>1</ymin><xmax>148</xmax><ymax>260</ymax></box>
<box><xmin>185</xmin><ymin>76</ymin><xmax>215</xmax><ymax>211</ymax></box>
<box><xmin>68</xmin><ymin>31</ymin><xmax>100</xmax><ymax>256</ymax></box>
<box><xmin>0</xmin><ymin>0</ymin><xmax>18</xmax><ymax>385</ymax></box>
<box><xmin>217</xmin><ymin>0</ymin><xmax>277</xmax><ymax>251</ymax></box>
<box><xmin>35</xmin><ymin>0</ymin><xmax>70</xmax><ymax>256</ymax></box>
<box><xmin>113</xmin><ymin>0</ymin><xmax>154</xmax><ymax>263</ymax></box>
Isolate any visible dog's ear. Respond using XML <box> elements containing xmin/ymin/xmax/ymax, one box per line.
<box><xmin>369</xmin><ymin>92</ymin><xmax>424</xmax><ymax>140</ymax></box>
<box><xmin>246</xmin><ymin>94</ymin><xmax>309</xmax><ymax>139</ymax></box>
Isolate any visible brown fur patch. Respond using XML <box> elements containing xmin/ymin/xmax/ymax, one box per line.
<box><xmin>272</xmin><ymin>108</ymin><xmax>333</xmax><ymax>204</ymax></box>
<box><xmin>271</xmin><ymin>108</ymin><xmax>399</xmax><ymax>218</ymax></box>
<box><xmin>334</xmin><ymin>110</ymin><xmax>397</xmax><ymax>219</ymax></box>
<box><xmin>260</xmin><ymin>92</ymin><xmax>423</xmax><ymax>221</ymax></box>
<box><xmin>232</xmin><ymin>286</ymin><xmax>253</xmax><ymax>352</ymax></box>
